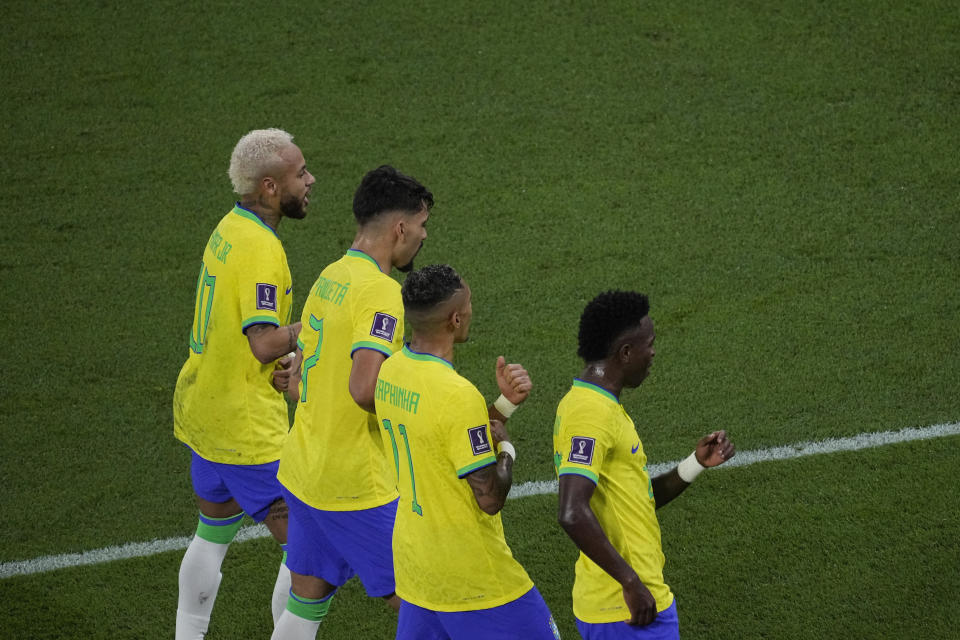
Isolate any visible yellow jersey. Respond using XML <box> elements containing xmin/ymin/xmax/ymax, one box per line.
<box><xmin>553</xmin><ymin>379</ymin><xmax>674</xmax><ymax>623</ymax></box>
<box><xmin>278</xmin><ymin>249</ymin><xmax>403</xmax><ymax>510</ymax></box>
<box><xmin>173</xmin><ymin>204</ymin><xmax>293</xmax><ymax>465</ymax></box>
<box><xmin>375</xmin><ymin>345</ymin><xmax>534</xmax><ymax>611</ymax></box>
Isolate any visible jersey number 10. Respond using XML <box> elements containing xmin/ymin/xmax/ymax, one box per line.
<box><xmin>189</xmin><ymin>263</ymin><xmax>216</xmax><ymax>354</ymax></box>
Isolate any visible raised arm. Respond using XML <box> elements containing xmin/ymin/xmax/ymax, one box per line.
<box><xmin>488</xmin><ymin>356</ymin><xmax>532</xmax><ymax>423</ymax></box>
<box><xmin>652</xmin><ymin>430</ymin><xmax>736</xmax><ymax>508</ymax></box>
<box><xmin>558</xmin><ymin>474</ymin><xmax>658</xmax><ymax>626</ymax></box>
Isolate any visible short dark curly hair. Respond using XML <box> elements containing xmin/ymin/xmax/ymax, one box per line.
<box><xmin>353</xmin><ymin>165</ymin><xmax>434</xmax><ymax>225</ymax></box>
<box><xmin>402</xmin><ymin>264</ymin><xmax>463</xmax><ymax>312</ymax></box>
<box><xmin>577</xmin><ymin>290</ymin><xmax>651</xmax><ymax>361</ymax></box>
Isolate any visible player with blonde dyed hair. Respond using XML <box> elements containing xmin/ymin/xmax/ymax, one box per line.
<box><xmin>174</xmin><ymin>128</ymin><xmax>314</xmax><ymax>639</ymax></box>
<box><xmin>228</xmin><ymin>128</ymin><xmax>296</xmax><ymax>196</ymax></box>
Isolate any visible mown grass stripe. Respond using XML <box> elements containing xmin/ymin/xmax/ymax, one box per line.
<box><xmin>3</xmin><ymin>421</ymin><xmax>957</xmax><ymax>579</ymax></box>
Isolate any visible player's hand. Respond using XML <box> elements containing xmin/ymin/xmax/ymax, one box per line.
<box><xmin>285</xmin><ymin>350</ymin><xmax>304</xmax><ymax>402</ymax></box>
<box><xmin>495</xmin><ymin>356</ymin><xmax>532</xmax><ymax>405</ymax></box>
<box><xmin>695</xmin><ymin>430</ymin><xmax>736</xmax><ymax>468</ymax></box>
<box><xmin>623</xmin><ymin>576</ymin><xmax>658</xmax><ymax>626</ymax></box>
<box><xmin>271</xmin><ymin>353</ymin><xmax>295</xmax><ymax>394</ymax></box>
<box><xmin>489</xmin><ymin>418</ymin><xmax>510</xmax><ymax>448</ymax></box>
<box><xmin>286</xmin><ymin>372</ymin><xmax>301</xmax><ymax>402</ymax></box>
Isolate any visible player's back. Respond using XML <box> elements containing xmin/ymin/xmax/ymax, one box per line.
<box><xmin>174</xmin><ymin>205</ymin><xmax>292</xmax><ymax>465</ymax></box>
<box><xmin>278</xmin><ymin>248</ymin><xmax>403</xmax><ymax>511</ymax></box>
<box><xmin>375</xmin><ymin>346</ymin><xmax>533</xmax><ymax>612</ymax></box>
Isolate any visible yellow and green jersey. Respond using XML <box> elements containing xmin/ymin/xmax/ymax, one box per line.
<box><xmin>553</xmin><ymin>379</ymin><xmax>674</xmax><ymax>623</ymax></box>
<box><xmin>278</xmin><ymin>249</ymin><xmax>403</xmax><ymax>511</ymax></box>
<box><xmin>173</xmin><ymin>204</ymin><xmax>293</xmax><ymax>465</ymax></box>
<box><xmin>375</xmin><ymin>345</ymin><xmax>534</xmax><ymax>611</ymax></box>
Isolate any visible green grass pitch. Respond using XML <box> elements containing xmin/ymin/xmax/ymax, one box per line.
<box><xmin>2</xmin><ymin>1</ymin><xmax>959</xmax><ymax>638</ymax></box>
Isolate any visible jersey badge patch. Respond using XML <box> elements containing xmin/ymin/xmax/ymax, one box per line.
<box><xmin>257</xmin><ymin>283</ymin><xmax>278</xmax><ymax>311</ymax></box>
<box><xmin>568</xmin><ymin>436</ymin><xmax>596</xmax><ymax>465</ymax></box>
<box><xmin>468</xmin><ymin>425</ymin><xmax>492</xmax><ymax>455</ymax></box>
<box><xmin>370</xmin><ymin>312</ymin><xmax>398</xmax><ymax>341</ymax></box>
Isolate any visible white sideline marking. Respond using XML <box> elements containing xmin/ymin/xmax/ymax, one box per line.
<box><xmin>3</xmin><ymin>421</ymin><xmax>958</xmax><ymax>579</ymax></box>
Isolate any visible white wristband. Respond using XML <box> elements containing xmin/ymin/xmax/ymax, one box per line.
<box><xmin>677</xmin><ymin>452</ymin><xmax>705</xmax><ymax>483</ymax></box>
<box><xmin>497</xmin><ymin>441</ymin><xmax>516</xmax><ymax>461</ymax></box>
<box><xmin>493</xmin><ymin>394</ymin><xmax>518</xmax><ymax>418</ymax></box>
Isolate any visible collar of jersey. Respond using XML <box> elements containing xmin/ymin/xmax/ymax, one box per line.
<box><xmin>402</xmin><ymin>344</ymin><xmax>454</xmax><ymax>369</ymax></box>
<box><xmin>231</xmin><ymin>203</ymin><xmax>278</xmax><ymax>238</ymax></box>
<box><xmin>345</xmin><ymin>248</ymin><xmax>383</xmax><ymax>272</ymax></box>
<box><xmin>572</xmin><ymin>378</ymin><xmax>620</xmax><ymax>405</ymax></box>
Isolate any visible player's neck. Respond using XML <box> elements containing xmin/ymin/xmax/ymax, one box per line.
<box><xmin>579</xmin><ymin>364</ymin><xmax>622</xmax><ymax>399</ymax></box>
<box><xmin>350</xmin><ymin>233</ymin><xmax>393</xmax><ymax>273</ymax></box>
<box><xmin>408</xmin><ymin>334</ymin><xmax>455</xmax><ymax>364</ymax></box>
<box><xmin>239</xmin><ymin>199</ymin><xmax>281</xmax><ymax>231</ymax></box>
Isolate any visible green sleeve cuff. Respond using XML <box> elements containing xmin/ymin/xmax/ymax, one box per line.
<box><xmin>457</xmin><ymin>456</ymin><xmax>497</xmax><ymax>478</ymax></box>
<box><xmin>242</xmin><ymin>315</ymin><xmax>280</xmax><ymax>332</ymax></box>
<box><xmin>351</xmin><ymin>340</ymin><xmax>393</xmax><ymax>358</ymax></box>
<box><xmin>559</xmin><ymin>467</ymin><xmax>599</xmax><ymax>485</ymax></box>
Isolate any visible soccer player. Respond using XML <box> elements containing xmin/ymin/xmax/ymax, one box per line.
<box><xmin>272</xmin><ymin>166</ymin><xmax>433</xmax><ymax>639</ymax></box>
<box><xmin>173</xmin><ymin>128</ymin><xmax>314</xmax><ymax>639</ymax></box>
<box><xmin>376</xmin><ymin>264</ymin><xmax>560</xmax><ymax>640</ymax></box>
<box><xmin>554</xmin><ymin>290</ymin><xmax>736</xmax><ymax>640</ymax></box>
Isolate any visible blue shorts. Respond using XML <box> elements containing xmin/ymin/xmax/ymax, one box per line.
<box><xmin>397</xmin><ymin>586</ymin><xmax>561</xmax><ymax>640</ymax></box>
<box><xmin>189</xmin><ymin>449</ymin><xmax>282</xmax><ymax>522</ymax></box>
<box><xmin>576</xmin><ymin>599</ymin><xmax>679</xmax><ymax>640</ymax></box>
<box><xmin>282</xmin><ymin>486</ymin><xmax>398</xmax><ymax>598</ymax></box>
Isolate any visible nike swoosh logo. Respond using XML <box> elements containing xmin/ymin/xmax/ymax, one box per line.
<box><xmin>631</xmin><ymin>443</ymin><xmax>640</xmax><ymax>454</ymax></box>
<box><xmin>285</xmin><ymin>286</ymin><xmax>292</xmax><ymax>294</ymax></box>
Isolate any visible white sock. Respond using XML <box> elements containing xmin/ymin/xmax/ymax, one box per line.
<box><xmin>272</xmin><ymin>561</ymin><xmax>292</xmax><ymax>625</ymax></box>
<box><xmin>176</xmin><ymin>536</ymin><xmax>229</xmax><ymax>640</ymax></box>
<box><xmin>270</xmin><ymin>609</ymin><xmax>321</xmax><ymax>640</ymax></box>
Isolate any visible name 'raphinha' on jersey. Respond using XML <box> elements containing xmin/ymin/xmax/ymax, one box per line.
<box><xmin>376</xmin><ymin>379</ymin><xmax>421</xmax><ymax>414</ymax></box>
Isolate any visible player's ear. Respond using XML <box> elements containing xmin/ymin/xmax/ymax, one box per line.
<box><xmin>617</xmin><ymin>341</ymin><xmax>632</xmax><ymax>363</ymax></box>
<box><xmin>394</xmin><ymin>216</ymin><xmax>408</xmax><ymax>243</ymax></box>
<box><xmin>261</xmin><ymin>176</ymin><xmax>278</xmax><ymax>196</ymax></box>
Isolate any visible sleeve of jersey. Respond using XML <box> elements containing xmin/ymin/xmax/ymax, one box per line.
<box><xmin>556</xmin><ymin>414</ymin><xmax>611</xmax><ymax>486</ymax></box>
<box><xmin>238</xmin><ymin>242</ymin><xmax>285</xmax><ymax>333</ymax></box>
<box><xmin>350</xmin><ymin>280</ymin><xmax>404</xmax><ymax>358</ymax></box>
<box><xmin>450</xmin><ymin>387</ymin><xmax>498</xmax><ymax>478</ymax></box>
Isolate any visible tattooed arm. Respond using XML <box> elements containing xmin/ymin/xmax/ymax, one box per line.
<box><xmin>464</xmin><ymin>419</ymin><xmax>513</xmax><ymax>515</ymax></box>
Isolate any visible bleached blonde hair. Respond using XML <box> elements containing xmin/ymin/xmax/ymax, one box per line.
<box><xmin>228</xmin><ymin>128</ymin><xmax>295</xmax><ymax>195</ymax></box>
